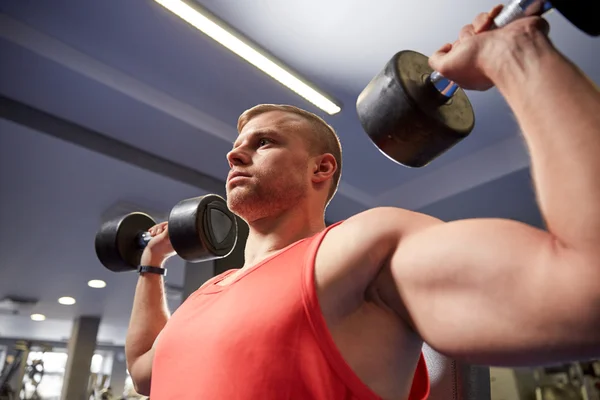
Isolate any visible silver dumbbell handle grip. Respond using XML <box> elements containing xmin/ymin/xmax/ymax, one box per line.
<box><xmin>137</xmin><ymin>231</ymin><xmax>153</xmax><ymax>248</ymax></box>
<box><xmin>429</xmin><ymin>0</ymin><xmax>553</xmax><ymax>97</ymax></box>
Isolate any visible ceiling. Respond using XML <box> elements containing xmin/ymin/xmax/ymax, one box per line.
<box><xmin>0</xmin><ymin>0</ymin><xmax>598</xmax><ymax>345</ymax></box>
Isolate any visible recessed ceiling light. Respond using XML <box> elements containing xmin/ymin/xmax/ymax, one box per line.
<box><xmin>30</xmin><ymin>314</ymin><xmax>46</xmax><ymax>322</ymax></box>
<box><xmin>58</xmin><ymin>296</ymin><xmax>76</xmax><ymax>305</ymax></box>
<box><xmin>152</xmin><ymin>0</ymin><xmax>341</xmax><ymax>115</ymax></box>
<box><xmin>88</xmin><ymin>280</ymin><xmax>106</xmax><ymax>289</ymax></box>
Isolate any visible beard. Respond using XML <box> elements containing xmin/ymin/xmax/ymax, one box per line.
<box><xmin>226</xmin><ymin>172</ymin><xmax>308</xmax><ymax>222</ymax></box>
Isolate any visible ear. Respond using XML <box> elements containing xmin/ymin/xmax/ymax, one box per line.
<box><xmin>311</xmin><ymin>153</ymin><xmax>336</xmax><ymax>184</ymax></box>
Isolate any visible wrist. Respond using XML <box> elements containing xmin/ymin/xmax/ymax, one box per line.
<box><xmin>138</xmin><ymin>265</ymin><xmax>167</xmax><ymax>278</ymax></box>
<box><xmin>139</xmin><ymin>254</ymin><xmax>167</xmax><ymax>268</ymax></box>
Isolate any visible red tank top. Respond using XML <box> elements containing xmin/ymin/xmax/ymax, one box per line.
<box><xmin>151</xmin><ymin>223</ymin><xmax>430</xmax><ymax>399</ymax></box>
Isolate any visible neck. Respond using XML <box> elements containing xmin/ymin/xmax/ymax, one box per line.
<box><xmin>242</xmin><ymin>201</ymin><xmax>326</xmax><ymax>269</ymax></box>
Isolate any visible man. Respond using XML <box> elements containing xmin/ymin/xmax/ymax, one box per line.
<box><xmin>124</xmin><ymin>6</ymin><xmax>600</xmax><ymax>400</ymax></box>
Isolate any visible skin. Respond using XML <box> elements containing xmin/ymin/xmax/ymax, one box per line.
<box><xmin>125</xmin><ymin>7</ymin><xmax>600</xmax><ymax>399</ymax></box>
<box><xmin>224</xmin><ymin>111</ymin><xmax>337</xmax><ymax>276</ymax></box>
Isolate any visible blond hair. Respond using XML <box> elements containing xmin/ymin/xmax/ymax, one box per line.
<box><xmin>237</xmin><ymin>104</ymin><xmax>342</xmax><ymax>205</ymax></box>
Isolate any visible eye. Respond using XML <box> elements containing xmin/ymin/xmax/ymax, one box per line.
<box><xmin>258</xmin><ymin>138</ymin><xmax>271</xmax><ymax>147</ymax></box>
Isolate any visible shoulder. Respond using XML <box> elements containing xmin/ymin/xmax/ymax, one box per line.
<box><xmin>314</xmin><ymin>208</ymin><xmax>442</xmax><ymax>313</ymax></box>
<box><xmin>326</xmin><ymin>207</ymin><xmax>442</xmax><ymax>250</ymax></box>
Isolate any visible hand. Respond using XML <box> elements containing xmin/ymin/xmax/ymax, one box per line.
<box><xmin>140</xmin><ymin>222</ymin><xmax>176</xmax><ymax>267</ymax></box>
<box><xmin>429</xmin><ymin>5</ymin><xmax>551</xmax><ymax>91</ymax></box>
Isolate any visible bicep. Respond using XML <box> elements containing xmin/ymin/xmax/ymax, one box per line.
<box><xmin>387</xmin><ymin>217</ymin><xmax>600</xmax><ymax>366</ymax></box>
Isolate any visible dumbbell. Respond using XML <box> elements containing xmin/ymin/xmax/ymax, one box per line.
<box><xmin>95</xmin><ymin>194</ymin><xmax>238</xmax><ymax>272</ymax></box>
<box><xmin>356</xmin><ymin>0</ymin><xmax>599</xmax><ymax>168</ymax></box>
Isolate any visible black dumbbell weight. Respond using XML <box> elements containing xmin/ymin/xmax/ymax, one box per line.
<box><xmin>95</xmin><ymin>194</ymin><xmax>238</xmax><ymax>272</ymax></box>
<box><xmin>357</xmin><ymin>0</ymin><xmax>599</xmax><ymax>168</ymax></box>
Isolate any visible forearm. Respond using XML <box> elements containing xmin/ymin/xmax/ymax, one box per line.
<box><xmin>490</xmin><ymin>35</ymin><xmax>600</xmax><ymax>255</ymax></box>
<box><xmin>125</xmin><ymin>268</ymin><xmax>170</xmax><ymax>365</ymax></box>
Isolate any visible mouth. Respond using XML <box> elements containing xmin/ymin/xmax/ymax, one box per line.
<box><xmin>227</xmin><ymin>171</ymin><xmax>252</xmax><ymax>184</ymax></box>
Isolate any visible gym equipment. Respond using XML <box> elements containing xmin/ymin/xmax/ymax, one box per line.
<box><xmin>0</xmin><ymin>342</ymin><xmax>50</xmax><ymax>400</ymax></box>
<box><xmin>532</xmin><ymin>362</ymin><xmax>600</xmax><ymax>400</ymax></box>
<box><xmin>0</xmin><ymin>341</ymin><xmax>30</xmax><ymax>400</ymax></box>
<box><xmin>537</xmin><ymin>385</ymin><xmax>582</xmax><ymax>400</ymax></box>
<box><xmin>95</xmin><ymin>194</ymin><xmax>238</xmax><ymax>272</ymax></box>
<box><xmin>357</xmin><ymin>0</ymin><xmax>599</xmax><ymax>168</ymax></box>
<box><xmin>22</xmin><ymin>359</ymin><xmax>43</xmax><ymax>400</ymax></box>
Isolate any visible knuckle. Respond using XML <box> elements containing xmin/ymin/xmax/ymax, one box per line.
<box><xmin>459</xmin><ymin>25</ymin><xmax>474</xmax><ymax>39</ymax></box>
<box><xmin>506</xmin><ymin>17</ymin><xmax>549</xmax><ymax>39</ymax></box>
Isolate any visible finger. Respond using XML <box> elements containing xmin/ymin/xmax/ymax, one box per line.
<box><xmin>489</xmin><ymin>4</ymin><xmax>504</xmax><ymax>20</ymax></box>
<box><xmin>438</xmin><ymin>42</ymin><xmax>453</xmax><ymax>54</ymax></box>
<box><xmin>429</xmin><ymin>43</ymin><xmax>452</xmax><ymax>72</ymax></box>
<box><xmin>432</xmin><ymin>42</ymin><xmax>453</xmax><ymax>58</ymax></box>
<box><xmin>155</xmin><ymin>221</ymin><xmax>168</xmax><ymax>234</ymax></box>
<box><xmin>159</xmin><ymin>226</ymin><xmax>169</xmax><ymax>238</ymax></box>
<box><xmin>472</xmin><ymin>5</ymin><xmax>504</xmax><ymax>34</ymax></box>
<box><xmin>459</xmin><ymin>24</ymin><xmax>475</xmax><ymax>40</ymax></box>
<box><xmin>472</xmin><ymin>13</ymin><xmax>489</xmax><ymax>33</ymax></box>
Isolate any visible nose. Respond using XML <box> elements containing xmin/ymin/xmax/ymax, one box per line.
<box><xmin>226</xmin><ymin>146</ymin><xmax>251</xmax><ymax>168</ymax></box>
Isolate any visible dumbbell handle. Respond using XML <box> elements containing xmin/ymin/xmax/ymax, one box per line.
<box><xmin>137</xmin><ymin>231</ymin><xmax>154</xmax><ymax>248</ymax></box>
<box><xmin>429</xmin><ymin>0</ymin><xmax>554</xmax><ymax>97</ymax></box>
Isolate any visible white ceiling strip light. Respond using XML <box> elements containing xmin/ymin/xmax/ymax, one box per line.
<box><xmin>153</xmin><ymin>0</ymin><xmax>341</xmax><ymax>115</ymax></box>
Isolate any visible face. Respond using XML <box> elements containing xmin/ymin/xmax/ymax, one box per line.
<box><xmin>226</xmin><ymin>111</ymin><xmax>314</xmax><ymax>222</ymax></box>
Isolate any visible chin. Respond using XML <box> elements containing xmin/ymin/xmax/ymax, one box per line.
<box><xmin>226</xmin><ymin>188</ymin><xmax>264</xmax><ymax>221</ymax></box>
<box><xmin>226</xmin><ymin>180</ymin><xmax>307</xmax><ymax>222</ymax></box>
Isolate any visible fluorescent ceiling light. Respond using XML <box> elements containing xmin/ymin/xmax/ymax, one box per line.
<box><xmin>88</xmin><ymin>280</ymin><xmax>107</xmax><ymax>289</ymax></box>
<box><xmin>31</xmin><ymin>313</ymin><xmax>46</xmax><ymax>321</ymax></box>
<box><xmin>153</xmin><ymin>0</ymin><xmax>341</xmax><ymax>115</ymax></box>
<box><xmin>58</xmin><ymin>296</ymin><xmax>76</xmax><ymax>305</ymax></box>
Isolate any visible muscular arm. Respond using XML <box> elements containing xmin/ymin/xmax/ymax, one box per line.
<box><xmin>125</xmin><ymin>271</ymin><xmax>170</xmax><ymax>395</ymax></box>
<box><xmin>323</xmin><ymin>30</ymin><xmax>600</xmax><ymax>367</ymax></box>
<box><xmin>385</xmin><ymin>214</ymin><xmax>599</xmax><ymax>366</ymax></box>
<box><xmin>495</xmin><ymin>33</ymin><xmax>600</xmax><ymax>255</ymax></box>
<box><xmin>388</xmin><ymin>36</ymin><xmax>600</xmax><ymax>365</ymax></box>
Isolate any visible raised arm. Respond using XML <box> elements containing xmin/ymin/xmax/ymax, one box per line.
<box><xmin>382</xmin><ymin>13</ymin><xmax>600</xmax><ymax>365</ymax></box>
<box><xmin>125</xmin><ymin>222</ymin><xmax>174</xmax><ymax>395</ymax></box>
<box><xmin>317</xmin><ymin>12</ymin><xmax>600</xmax><ymax>368</ymax></box>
